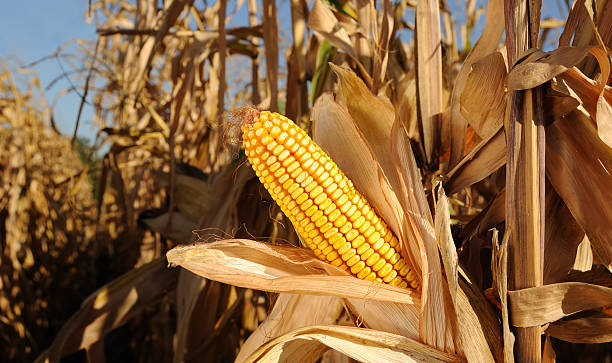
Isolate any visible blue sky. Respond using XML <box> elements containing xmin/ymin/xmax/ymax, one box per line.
<box><xmin>1</xmin><ymin>0</ymin><xmax>565</xmax><ymax>141</ymax></box>
<box><xmin>0</xmin><ymin>0</ymin><xmax>97</xmax><ymax>139</ymax></box>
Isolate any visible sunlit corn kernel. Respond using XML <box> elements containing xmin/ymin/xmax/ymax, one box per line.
<box><xmin>293</xmin><ymin>212</ymin><xmax>305</xmax><ymax>223</ymax></box>
<box><xmin>314</xmin><ymin>215</ymin><xmax>327</xmax><ymax>227</ymax></box>
<box><xmin>323</xmin><ymin>203</ymin><xmax>336</xmax><ymax>215</ymax></box>
<box><xmin>304</xmin><ymin>180</ymin><xmax>317</xmax><ymax>193</ymax></box>
<box><xmin>278</xmin><ymin>132</ymin><xmax>288</xmax><ymax>143</ymax></box>
<box><xmin>296</xmin><ymin>193</ymin><xmax>308</xmax><ymax>205</ymax></box>
<box><xmin>270</xmin><ymin>125</ymin><xmax>281</xmax><ymax>137</ymax></box>
<box><xmin>319</xmin><ymin>198</ymin><xmax>332</xmax><ymax>210</ymax></box>
<box><xmin>348</xmin><ymin>210</ymin><xmax>362</xmax><ymax>223</ymax></box>
<box><xmin>321</xmin><ymin>177</ymin><xmax>334</xmax><ymax>188</ymax></box>
<box><xmin>273</xmin><ymin>168</ymin><xmax>285</xmax><ymax>179</ymax></box>
<box><xmin>356</xmin><ymin>243</ymin><xmax>369</xmax><ymax>256</ymax></box>
<box><xmin>340</xmin><ymin>245</ymin><xmax>355</xmax><ymax>259</ymax></box>
<box><xmin>330</xmin><ymin>257</ymin><xmax>343</xmax><ymax>267</ymax></box>
<box><xmin>303</xmin><ymin>221</ymin><xmax>315</xmax><ymax>231</ymax></box>
<box><xmin>365</xmin><ymin>272</ymin><xmax>377</xmax><ymax>282</ymax></box>
<box><xmin>394</xmin><ymin>259</ymin><xmax>406</xmax><ymax>271</ymax></box>
<box><xmin>269</xmin><ymin>162</ymin><xmax>281</xmax><ymax>172</ymax></box>
<box><xmin>314</xmin><ymin>166</ymin><xmax>325</xmax><ymax>178</ymax></box>
<box><xmin>357</xmin><ymin>266</ymin><xmax>372</xmax><ymax>279</ymax></box>
<box><xmin>310</xmin><ymin>186</ymin><xmax>323</xmax><ymax>199</ymax></box>
<box><xmin>320</xmin><ymin>222</ymin><xmax>333</xmax><ymax>233</ymax></box>
<box><xmin>305</xmin><ymin>205</ymin><xmax>318</xmax><ymax>217</ymax></box>
<box><xmin>331</xmin><ymin>189</ymin><xmax>343</xmax><ymax>201</ymax></box>
<box><xmin>346</xmin><ymin>254</ymin><xmax>361</xmax><ymax>266</ymax></box>
<box><xmin>372</xmin><ymin>238</ymin><xmax>385</xmax><ymax>252</ymax></box>
<box><xmin>363</xmin><ymin>225</ymin><xmax>375</xmax><ymax>238</ymax></box>
<box><xmin>289</xmin><ymin>183</ymin><xmax>302</xmax><ymax>196</ymax></box>
<box><xmin>324</xmin><ymin>228</ymin><xmax>338</xmax><ymax>239</ymax></box>
<box><xmin>326</xmin><ymin>183</ymin><xmax>338</xmax><ymax>194</ymax></box>
<box><xmin>389</xmin><ymin>252</ymin><xmax>401</xmax><ymax>265</ymax></box>
<box><xmin>322</xmin><ymin>245</ymin><xmax>333</xmax><ymax>255</ymax></box>
<box><xmin>339</xmin><ymin>222</ymin><xmax>352</xmax><ymax>234</ymax></box>
<box><xmin>378</xmin><ymin>263</ymin><xmax>393</xmax><ymax>278</ymax></box>
<box><xmin>350</xmin><ymin>261</ymin><xmax>366</xmax><ymax>274</ymax></box>
<box><xmin>307</xmin><ymin>229</ymin><xmax>318</xmax><ymax>238</ymax></box>
<box><xmin>333</xmin><ymin>215</ymin><xmax>347</xmax><ymax>229</ymax></box>
<box><xmin>300</xmin><ymin>199</ymin><xmax>313</xmax><ymax>211</ymax></box>
<box><xmin>295</xmin><ymin>147</ymin><xmax>306</xmax><ymax>158</ymax></box>
<box><xmin>384</xmin><ymin>247</ymin><xmax>396</xmax><ymax>260</ymax></box>
<box><xmin>326</xmin><ymin>250</ymin><xmax>339</xmax><ymax>261</ymax></box>
<box><xmin>295</xmin><ymin>171</ymin><xmax>308</xmax><ymax>183</ymax></box>
<box><xmin>399</xmin><ymin>264</ymin><xmax>412</xmax><ymax>276</ymax></box>
<box><xmin>303</xmin><ymin>157</ymin><xmax>314</xmax><ymax>170</ymax></box>
<box><xmin>313</xmin><ymin>193</ymin><xmax>326</xmax><ymax>205</ymax></box>
<box><xmin>362</xmin><ymin>248</ymin><xmax>375</xmax><ymax>261</ymax></box>
<box><xmin>372</xmin><ymin>258</ymin><xmax>386</xmax><ymax>272</ymax></box>
<box><xmin>307</xmin><ymin>161</ymin><xmax>320</xmax><ymax>174</ymax></box>
<box><xmin>340</xmin><ymin>201</ymin><xmax>352</xmax><ymax>214</ymax></box>
<box><xmin>367</xmin><ymin>231</ymin><xmax>381</xmax><ymax>245</ymax></box>
<box><xmin>336</xmin><ymin>193</ymin><xmax>349</xmax><ymax>206</ymax></box>
<box><xmin>352</xmin><ymin>235</ymin><xmax>366</xmax><ymax>249</ymax></box>
<box><xmin>287</xmin><ymin>161</ymin><xmax>300</xmax><ymax>173</ymax></box>
<box><xmin>329</xmin><ymin>232</ymin><xmax>342</xmax><ymax>245</ymax></box>
<box><xmin>346</xmin><ymin>229</ymin><xmax>359</xmax><ymax>241</ymax></box>
<box><xmin>353</xmin><ymin>216</ymin><xmax>365</xmax><ymax>229</ymax></box>
<box><xmin>378</xmin><ymin>243</ymin><xmax>390</xmax><ymax>256</ymax></box>
<box><xmin>266</xmin><ymin>141</ymin><xmax>278</xmax><ymax>152</ymax></box>
<box><xmin>285</xmin><ymin>137</ymin><xmax>295</xmax><ymax>148</ymax></box>
<box><xmin>383</xmin><ymin>270</ymin><xmax>397</xmax><ymax>283</ymax></box>
<box><xmin>365</xmin><ymin>252</ymin><xmax>380</xmax><ymax>267</ymax></box>
<box><xmin>390</xmin><ymin>276</ymin><xmax>403</xmax><ymax>286</ymax></box>
<box><xmin>328</xmin><ymin>209</ymin><xmax>341</xmax><ymax>222</ymax></box>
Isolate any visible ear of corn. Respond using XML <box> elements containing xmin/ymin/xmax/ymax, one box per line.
<box><xmin>241</xmin><ymin>111</ymin><xmax>418</xmax><ymax>289</ymax></box>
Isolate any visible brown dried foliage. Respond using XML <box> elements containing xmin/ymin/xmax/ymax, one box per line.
<box><xmin>1</xmin><ymin>0</ymin><xmax>611</xmax><ymax>362</ymax></box>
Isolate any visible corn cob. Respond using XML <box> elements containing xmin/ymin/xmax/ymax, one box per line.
<box><xmin>241</xmin><ymin>111</ymin><xmax>418</xmax><ymax>289</ymax></box>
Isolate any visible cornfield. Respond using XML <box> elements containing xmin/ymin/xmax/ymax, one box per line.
<box><xmin>1</xmin><ymin>0</ymin><xmax>612</xmax><ymax>361</ymax></box>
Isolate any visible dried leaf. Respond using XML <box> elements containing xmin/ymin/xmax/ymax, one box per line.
<box><xmin>508</xmin><ymin>282</ymin><xmax>612</xmax><ymax>327</ymax></box>
<box><xmin>35</xmin><ymin>259</ymin><xmax>179</xmax><ymax>362</ymax></box>
<box><xmin>166</xmin><ymin>240</ymin><xmax>420</xmax><ymax>305</ymax></box>
<box><xmin>460</xmin><ymin>51</ymin><xmax>507</xmax><ymax>138</ymax></box>
<box><xmin>546</xmin><ymin>111</ymin><xmax>612</xmax><ymax>272</ymax></box>
<box><xmin>546</xmin><ymin>313</ymin><xmax>612</xmax><ymax>343</ymax></box>
<box><xmin>448</xmin><ymin>0</ymin><xmax>505</xmax><ymax>167</ymax></box>
<box><xmin>308</xmin><ymin>0</ymin><xmax>357</xmax><ymax>59</ymax></box>
<box><xmin>415</xmin><ymin>0</ymin><xmax>443</xmax><ymax>163</ymax></box>
<box><xmin>237</xmin><ymin>294</ymin><xmax>343</xmax><ymax>363</ymax></box>
<box><xmin>445</xmin><ymin>126</ymin><xmax>506</xmax><ymax>195</ymax></box>
<box><xmin>245</xmin><ymin>325</ymin><xmax>463</xmax><ymax>363</ymax></box>
<box><xmin>343</xmin><ymin>299</ymin><xmax>419</xmax><ymax>340</ymax></box>
<box><xmin>507</xmin><ymin>46</ymin><xmax>595</xmax><ymax>90</ymax></box>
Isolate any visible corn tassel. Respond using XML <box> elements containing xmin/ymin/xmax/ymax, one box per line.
<box><xmin>242</xmin><ymin>111</ymin><xmax>418</xmax><ymax>289</ymax></box>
